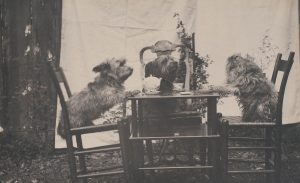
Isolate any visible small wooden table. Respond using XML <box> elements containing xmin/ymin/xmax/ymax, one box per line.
<box><xmin>126</xmin><ymin>91</ymin><xmax>221</xmax><ymax>183</ymax></box>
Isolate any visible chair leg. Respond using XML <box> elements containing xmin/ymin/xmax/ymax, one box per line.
<box><xmin>118</xmin><ymin>119</ymin><xmax>132</xmax><ymax>183</ymax></box>
<box><xmin>186</xmin><ymin>140</ymin><xmax>194</xmax><ymax>165</ymax></box>
<box><xmin>211</xmin><ymin>139</ymin><xmax>220</xmax><ymax>183</ymax></box>
<box><xmin>67</xmin><ymin>150</ymin><xmax>78</xmax><ymax>183</ymax></box>
<box><xmin>65</xmin><ymin>133</ymin><xmax>78</xmax><ymax>183</ymax></box>
<box><xmin>146</xmin><ymin>140</ymin><xmax>154</xmax><ymax>165</ymax></box>
<box><xmin>76</xmin><ymin>134</ymin><xmax>87</xmax><ymax>183</ymax></box>
<box><xmin>265</xmin><ymin>128</ymin><xmax>272</xmax><ymax>183</ymax></box>
<box><xmin>145</xmin><ymin>139</ymin><xmax>155</xmax><ymax>178</ymax></box>
<box><xmin>199</xmin><ymin>140</ymin><xmax>207</xmax><ymax>165</ymax></box>
<box><xmin>274</xmin><ymin>126</ymin><xmax>282</xmax><ymax>183</ymax></box>
<box><xmin>221</xmin><ymin>120</ymin><xmax>228</xmax><ymax>183</ymax></box>
<box><xmin>139</xmin><ymin>141</ymin><xmax>145</xmax><ymax>182</ymax></box>
<box><xmin>132</xmin><ymin>140</ymin><xmax>144</xmax><ymax>183</ymax></box>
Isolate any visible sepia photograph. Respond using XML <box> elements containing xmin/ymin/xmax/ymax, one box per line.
<box><xmin>0</xmin><ymin>0</ymin><xmax>300</xmax><ymax>182</ymax></box>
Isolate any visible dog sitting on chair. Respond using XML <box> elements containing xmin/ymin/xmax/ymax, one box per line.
<box><xmin>145</xmin><ymin>55</ymin><xmax>178</xmax><ymax>93</ymax></box>
<box><xmin>225</xmin><ymin>54</ymin><xmax>278</xmax><ymax>122</ymax></box>
<box><xmin>57</xmin><ymin>58</ymin><xmax>133</xmax><ymax>139</ymax></box>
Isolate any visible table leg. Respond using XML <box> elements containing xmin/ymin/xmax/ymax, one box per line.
<box><xmin>131</xmin><ymin>100</ymin><xmax>142</xmax><ymax>182</ymax></box>
<box><xmin>207</xmin><ymin>98</ymin><xmax>218</xmax><ymax>134</ymax></box>
<box><xmin>211</xmin><ymin>138</ymin><xmax>220</xmax><ymax>183</ymax></box>
<box><xmin>265</xmin><ymin>128</ymin><xmax>272</xmax><ymax>183</ymax></box>
<box><xmin>207</xmin><ymin>98</ymin><xmax>218</xmax><ymax>183</ymax></box>
<box><xmin>137</xmin><ymin>100</ymin><xmax>146</xmax><ymax>181</ymax></box>
<box><xmin>207</xmin><ymin>98</ymin><xmax>217</xmax><ymax>161</ymax></box>
<box><xmin>131</xmin><ymin>100</ymin><xmax>138</xmax><ymax>137</ymax></box>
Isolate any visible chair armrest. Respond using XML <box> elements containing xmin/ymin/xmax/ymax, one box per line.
<box><xmin>229</xmin><ymin>122</ymin><xmax>276</xmax><ymax>127</ymax></box>
<box><xmin>220</xmin><ymin>115</ymin><xmax>276</xmax><ymax>127</ymax></box>
<box><xmin>70</xmin><ymin>123</ymin><xmax>119</xmax><ymax>135</ymax></box>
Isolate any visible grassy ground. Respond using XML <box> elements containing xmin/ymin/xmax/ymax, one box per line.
<box><xmin>0</xmin><ymin>133</ymin><xmax>299</xmax><ymax>183</ymax></box>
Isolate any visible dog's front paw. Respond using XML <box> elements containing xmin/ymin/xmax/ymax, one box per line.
<box><xmin>206</xmin><ymin>85</ymin><xmax>235</xmax><ymax>97</ymax></box>
<box><xmin>230</xmin><ymin>87</ymin><xmax>240</xmax><ymax>96</ymax></box>
<box><xmin>223</xmin><ymin>85</ymin><xmax>239</xmax><ymax>96</ymax></box>
<box><xmin>125</xmin><ymin>90</ymin><xmax>141</xmax><ymax>98</ymax></box>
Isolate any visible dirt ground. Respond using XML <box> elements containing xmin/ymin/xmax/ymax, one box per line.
<box><xmin>0</xmin><ymin>134</ymin><xmax>300</xmax><ymax>183</ymax></box>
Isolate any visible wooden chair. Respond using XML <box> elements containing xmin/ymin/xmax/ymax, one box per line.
<box><xmin>121</xmin><ymin>41</ymin><xmax>222</xmax><ymax>182</ymax></box>
<box><xmin>220</xmin><ymin>52</ymin><xmax>295</xmax><ymax>183</ymax></box>
<box><xmin>139</xmin><ymin>40</ymin><xmax>203</xmax><ymax>163</ymax></box>
<box><xmin>46</xmin><ymin>61</ymin><xmax>130</xmax><ymax>183</ymax></box>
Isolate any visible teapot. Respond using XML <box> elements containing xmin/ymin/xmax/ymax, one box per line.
<box><xmin>143</xmin><ymin>75</ymin><xmax>161</xmax><ymax>94</ymax></box>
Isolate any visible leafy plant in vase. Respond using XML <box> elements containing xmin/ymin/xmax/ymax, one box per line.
<box><xmin>174</xmin><ymin>13</ymin><xmax>213</xmax><ymax>117</ymax></box>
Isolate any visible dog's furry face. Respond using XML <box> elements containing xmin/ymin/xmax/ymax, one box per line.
<box><xmin>225</xmin><ymin>54</ymin><xmax>277</xmax><ymax>122</ymax></box>
<box><xmin>226</xmin><ymin>54</ymin><xmax>264</xmax><ymax>87</ymax></box>
<box><xmin>145</xmin><ymin>55</ymin><xmax>178</xmax><ymax>92</ymax></box>
<box><xmin>93</xmin><ymin>58</ymin><xmax>133</xmax><ymax>83</ymax></box>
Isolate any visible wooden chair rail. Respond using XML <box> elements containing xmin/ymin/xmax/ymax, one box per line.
<box><xmin>139</xmin><ymin>165</ymin><xmax>214</xmax><ymax>170</ymax></box>
<box><xmin>77</xmin><ymin>170</ymin><xmax>124</xmax><ymax>179</ymax></box>
<box><xmin>228</xmin><ymin>137</ymin><xmax>265</xmax><ymax>141</ymax></box>
<box><xmin>228</xmin><ymin>146</ymin><xmax>277</xmax><ymax>150</ymax></box>
<box><xmin>143</xmin><ymin>111</ymin><xmax>202</xmax><ymax>120</ymax></box>
<box><xmin>74</xmin><ymin>146</ymin><xmax>121</xmax><ymax>156</ymax></box>
<box><xmin>228</xmin><ymin>170</ymin><xmax>276</xmax><ymax>174</ymax></box>
<box><xmin>228</xmin><ymin>158</ymin><xmax>266</xmax><ymax>163</ymax></box>
<box><xmin>228</xmin><ymin>122</ymin><xmax>276</xmax><ymax>127</ymax></box>
<box><xmin>70</xmin><ymin>123</ymin><xmax>119</xmax><ymax>135</ymax></box>
<box><xmin>77</xmin><ymin>165</ymin><xmax>124</xmax><ymax>174</ymax></box>
<box><xmin>130</xmin><ymin>135</ymin><xmax>220</xmax><ymax>140</ymax></box>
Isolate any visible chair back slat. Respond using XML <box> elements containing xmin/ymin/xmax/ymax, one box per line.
<box><xmin>271</xmin><ymin>52</ymin><xmax>295</xmax><ymax>125</ymax></box>
<box><xmin>271</xmin><ymin>53</ymin><xmax>282</xmax><ymax>84</ymax></box>
<box><xmin>276</xmin><ymin>60</ymin><xmax>288</xmax><ymax>72</ymax></box>
<box><xmin>50</xmin><ymin>64</ymin><xmax>72</xmax><ymax>98</ymax></box>
<box><xmin>58</xmin><ymin>68</ymin><xmax>72</xmax><ymax>98</ymax></box>
<box><xmin>46</xmin><ymin>61</ymin><xmax>74</xmax><ymax>146</ymax></box>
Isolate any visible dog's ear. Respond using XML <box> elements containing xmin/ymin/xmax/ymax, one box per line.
<box><xmin>93</xmin><ymin>62</ymin><xmax>111</xmax><ymax>73</ymax></box>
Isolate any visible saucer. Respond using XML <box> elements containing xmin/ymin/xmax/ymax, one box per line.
<box><xmin>144</xmin><ymin>91</ymin><xmax>160</xmax><ymax>95</ymax></box>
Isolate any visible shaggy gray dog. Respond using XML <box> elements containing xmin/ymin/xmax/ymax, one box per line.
<box><xmin>226</xmin><ymin>54</ymin><xmax>278</xmax><ymax>122</ymax></box>
<box><xmin>57</xmin><ymin>58</ymin><xmax>133</xmax><ymax>139</ymax></box>
<box><xmin>144</xmin><ymin>55</ymin><xmax>179</xmax><ymax>117</ymax></box>
<box><xmin>145</xmin><ymin>55</ymin><xmax>178</xmax><ymax>93</ymax></box>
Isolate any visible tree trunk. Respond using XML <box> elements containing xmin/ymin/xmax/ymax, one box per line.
<box><xmin>0</xmin><ymin>0</ymin><xmax>62</xmax><ymax>153</ymax></box>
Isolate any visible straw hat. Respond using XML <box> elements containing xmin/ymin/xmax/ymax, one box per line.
<box><xmin>152</xmin><ymin>40</ymin><xmax>176</xmax><ymax>53</ymax></box>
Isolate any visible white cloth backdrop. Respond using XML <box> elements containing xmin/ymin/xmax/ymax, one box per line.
<box><xmin>56</xmin><ymin>0</ymin><xmax>299</xmax><ymax>148</ymax></box>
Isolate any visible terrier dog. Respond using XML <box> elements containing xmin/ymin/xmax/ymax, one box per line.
<box><xmin>143</xmin><ymin>55</ymin><xmax>179</xmax><ymax>118</ymax></box>
<box><xmin>57</xmin><ymin>58</ymin><xmax>133</xmax><ymax>139</ymax></box>
<box><xmin>226</xmin><ymin>54</ymin><xmax>278</xmax><ymax>122</ymax></box>
<box><xmin>145</xmin><ymin>55</ymin><xmax>178</xmax><ymax>93</ymax></box>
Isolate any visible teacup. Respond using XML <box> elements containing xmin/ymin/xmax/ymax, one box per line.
<box><xmin>173</xmin><ymin>83</ymin><xmax>184</xmax><ymax>91</ymax></box>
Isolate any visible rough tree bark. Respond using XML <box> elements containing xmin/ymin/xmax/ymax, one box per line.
<box><xmin>0</xmin><ymin>0</ymin><xmax>62</xmax><ymax>152</ymax></box>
